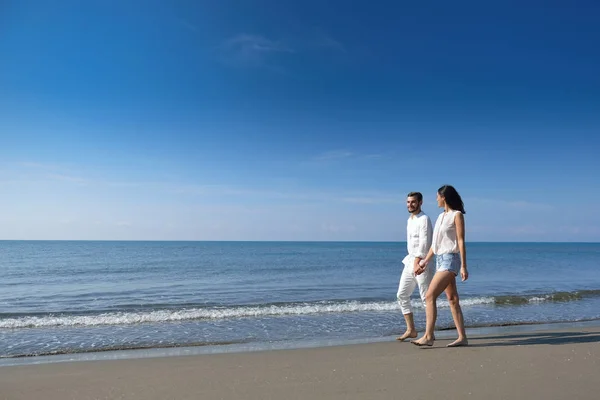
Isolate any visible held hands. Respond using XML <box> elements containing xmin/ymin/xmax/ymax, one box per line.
<box><xmin>413</xmin><ymin>259</ymin><xmax>421</xmax><ymax>275</ymax></box>
<box><xmin>414</xmin><ymin>259</ymin><xmax>428</xmax><ymax>275</ymax></box>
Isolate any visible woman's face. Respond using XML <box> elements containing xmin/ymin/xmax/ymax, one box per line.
<box><xmin>436</xmin><ymin>192</ymin><xmax>445</xmax><ymax>208</ymax></box>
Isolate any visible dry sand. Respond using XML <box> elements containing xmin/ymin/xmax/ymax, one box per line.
<box><xmin>1</xmin><ymin>326</ymin><xmax>599</xmax><ymax>400</ymax></box>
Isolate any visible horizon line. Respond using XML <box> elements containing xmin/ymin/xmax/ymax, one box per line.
<box><xmin>1</xmin><ymin>240</ymin><xmax>599</xmax><ymax>244</ymax></box>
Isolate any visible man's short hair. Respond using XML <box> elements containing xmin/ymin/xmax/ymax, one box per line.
<box><xmin>407</xmin><ymin>192</ymin><xmax>423</xmax><ymax>202</ymax></box>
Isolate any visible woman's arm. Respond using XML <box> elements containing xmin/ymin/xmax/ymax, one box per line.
<box><xmin>423</xmin><ymin>247</ymin><xmax>434</xmax><ymax>265</ymax></box>
<box><xmin>455</xmin><ymin>212</ymin><xmax>468</xmax><ymax>281</ymax></box>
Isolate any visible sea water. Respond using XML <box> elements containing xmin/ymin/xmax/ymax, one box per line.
<box><xmin>1</xmin><ymin>241</ymin><xmax>599</xmax><ymax>361</ymax></box>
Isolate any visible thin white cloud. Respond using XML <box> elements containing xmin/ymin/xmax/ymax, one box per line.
<box><xmin>7</xmin><ymin>161</ymin><xmax>408</xmax><ymax>206</ymax></box>
<box><xmin>315</xmin><ymin>33</ymin><xmax>346</xmax><ymax>53</ymax></box>
<box><xmin>363</xmin><ymin>153</ymin><xmax>385</xmax><ymax>160</ymax></box>
<box><xmin>174</xmin><ymin>16</ymin><xmax>199</xmax><ymax>33</ymax></box>
<box><xmin>341</xmin><ymin>196</ymin><xmax>401</xmax><ymax>205</ymax></box>
<box><xmin>8</xmin><ymin>161</ymin><xmax>566</xmax><ymax>231</ymax></box>
<box><xmin>45</xmin><ymin>173</ymin><xmax>88</xmax><ymax>184</ymax></box>
<box><xmin>230</xmin><ymin>34</ymin><xmax>293</xmax><ymax>52</ymax></box>
<box><xmin>303</xmin><ymin>150</ymin><xmax>389</xmax><ymax>172</ymax></box>
<box><xmin>169</xmin><ymin>184</ymin><xmax>398</xmax><ymax>205</ymax></box>
<box><xmin>218</xmin><ymin>29</ymin><xmax>348</xmax><ymax>72</ymax></box>
<box><xmin>168</xmin><ymin>184</ymin><xmax>304</xmax><ymax>200</ymax></box>
<box><xmin>2</xmin><ymin>162</ymin><xmax>89</xmax><ymax>186</ymax></box>
<box><xmin>17</xmin><ymin>161</ymin><xmax>64</xmax><ymax>171</ymax></box>
<box><xmin>310</xmin><ymin>150</ymin><xmax>389</xmax><ymax>164</ymax></box>
<box><xmin>2</xmin><ymin>164</ymin><xmax>598</xmax><ymax>241</ymax></box>
<box><xmin>220</xmin><ymin>34</ymin><xmax>294</xmax><ymax>69</ymax></box>
<box><xmin>313</xmin><ymin>150</ymin><xmax>355</xmax><ymax>161</ymax></box>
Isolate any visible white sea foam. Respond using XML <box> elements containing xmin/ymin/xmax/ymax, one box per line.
<box><xmin>0</xmin><ymin>297</ymin><xmax>496</xmax><ymax>329</ymax></box>
<box><xmin>528</xmin><ymin>297</ymin><xmax>547</xmax><ymax>303</ymax></box>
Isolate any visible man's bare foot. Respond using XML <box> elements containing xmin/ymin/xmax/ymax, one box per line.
<box><xmin>396</xmin><ymin>331</ymin><xmax>418</xmax><ymax>341</ymax></box>
<box><xmin>410</xmin><ymin>336</ymin><xmax>434</xmax><ymax>347</ymax></box>
<box><xmin>446</xmin><ymin>338</ymin><xmax>468</xmax><ymax>347</ymax></box>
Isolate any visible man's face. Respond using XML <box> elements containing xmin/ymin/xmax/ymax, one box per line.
<box><xmin>406</xmin><ymin>196</ymin><xmax>421</xmax><ymax>214</ymax></box>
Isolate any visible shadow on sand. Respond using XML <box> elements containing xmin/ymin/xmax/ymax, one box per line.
<box><xmin>421</xmin><ymin>332</ymin><xmax>600</xmax><ymax>350</ymax></box>
<box><xmin>471</xmin><ymin>330</ymin><xmax>600</xmax><ymax>347</ymax></box>
<box><xmin>420</xmin><ymin>330</ymin><xmax>600</xmax><ymax>349</ymax></box>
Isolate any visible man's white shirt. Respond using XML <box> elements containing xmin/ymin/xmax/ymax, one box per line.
<box><xmin>402</xmin><ymin>211</ymin><xmax>433</xmax><ymax>267</ymax></box>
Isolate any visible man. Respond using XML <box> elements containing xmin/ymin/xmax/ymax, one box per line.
<box><xmin>396</xmin><ymin>191</ymin><xmax>433</xmax><ymax>341</ymax></box>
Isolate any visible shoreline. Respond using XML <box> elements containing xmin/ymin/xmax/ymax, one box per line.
<box><xmin>2</xmin><ymin>319</ymin><xmax>599</xmax><ymax>368</ymax></box>
<box><xmin>1</xmin><ymin>323</ymin><xmax>598</xmax><ymax>400</ymax></box>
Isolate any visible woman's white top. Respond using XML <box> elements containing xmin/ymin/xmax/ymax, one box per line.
<box><xmin>431</xmin><ymin>209</ymin><xmax>461</xmax><ymax>254</ymax></box>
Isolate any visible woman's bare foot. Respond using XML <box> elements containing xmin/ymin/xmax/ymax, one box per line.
<box><xmin>411</xmin><ymin>336</ymin><xmax>434</xmax><ymax>347</ymax></box>
<box><xmin>446</xmin><ymin>338</ymin><xmax>468</xmax><ymax>347</ymax></box>
<box><xmin>396</xmin><ymin>331</ymin><xmax>418</xmax><ymax>341</ymax></box>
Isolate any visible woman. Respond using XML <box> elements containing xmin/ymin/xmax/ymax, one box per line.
<box><xmin>411</xmin><ymin>185</ymin><xmax>469</xmax><ymax>347</ymax></box>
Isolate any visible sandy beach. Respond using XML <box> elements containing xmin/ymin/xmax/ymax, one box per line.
<box><xmin>1</xmin><ymin>326</ymin><xmax>599</xmax><ymax>400</ymax></box>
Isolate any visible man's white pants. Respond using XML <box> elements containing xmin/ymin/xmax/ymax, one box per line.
<box><xmin>396</xmin><ymin>261</ymin><xmax>433</xmax><ymax>315</ymax></box>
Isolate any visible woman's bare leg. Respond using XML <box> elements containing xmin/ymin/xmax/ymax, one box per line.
<box><xmin>411</xmin><ymin>271</ymin><xmax>455</xmax><ymax>346</ymax></box>
<box><xmin>445</xmin><ymin>278</ymin><xmax>468</xmax><ymax>347</ymax></box>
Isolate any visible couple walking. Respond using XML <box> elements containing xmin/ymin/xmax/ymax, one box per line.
<box><xmin>396</xmin><ymin>185</ymin><xmax>469</xmax><ymax>347</ymax></box>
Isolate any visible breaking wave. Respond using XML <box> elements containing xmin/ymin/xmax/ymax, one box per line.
<box><xmin>2</xmin><ymin>289</ymin><xmax>598</xmax><ymax>329</ymax></box>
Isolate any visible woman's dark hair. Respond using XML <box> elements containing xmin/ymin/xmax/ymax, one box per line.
<box><xmin>438</xmin><ymin>185</ymin><xmax>465</xmax><ymax>214</ymax></box>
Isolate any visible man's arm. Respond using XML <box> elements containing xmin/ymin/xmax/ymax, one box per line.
<box><xmin>417</xmin><ymin>216</ymin><xmax>431</xmax><ymax>259</ymax></box>
<box><xmin>413</xmin><ymin>216</ymin><xmax>431</xmax><ymax>273</ymax></box>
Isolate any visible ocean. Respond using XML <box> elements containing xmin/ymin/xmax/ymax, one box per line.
<box><xmin>1</xmin><ymin>241</ymin><xmax>599</xmax><ymax>364</ymax></box>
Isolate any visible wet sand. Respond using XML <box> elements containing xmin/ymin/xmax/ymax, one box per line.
<box><xmin>1</xmin><ymin>326</ymin><xmax>599</xmax><ymax>400</ymax></box>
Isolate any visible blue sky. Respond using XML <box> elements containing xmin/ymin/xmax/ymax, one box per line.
<box><xmin>1</xmin><ymin>0</ymin><xmax>599</xmax><ymax>241</ymax></box>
